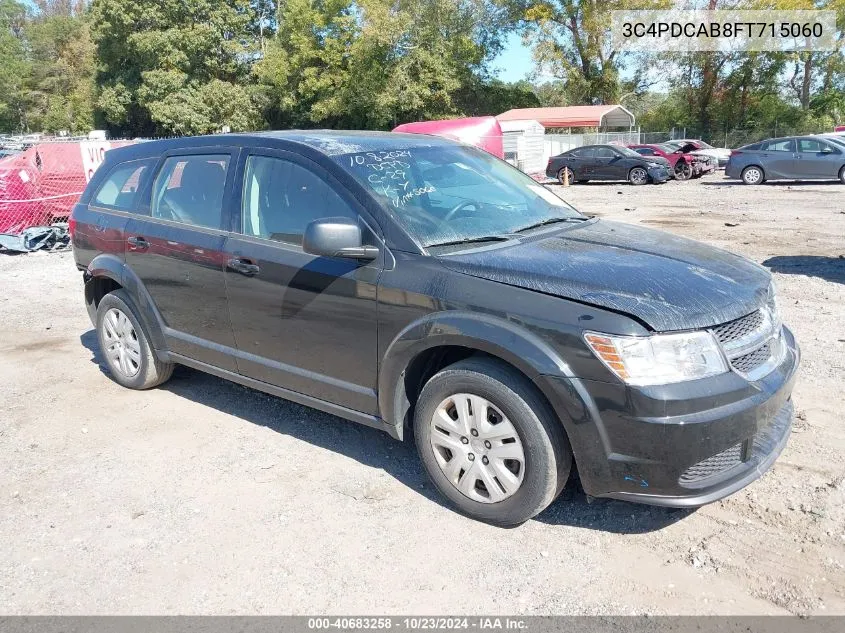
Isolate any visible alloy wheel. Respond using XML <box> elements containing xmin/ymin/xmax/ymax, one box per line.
<box><xmin>429</xmin><ymin>394</ymin><xmax>526</xmax><ymax>504</ymax></box>
<box><xmin>102</xmin><ymin>307</ymin><xmax>141</xmax><ymax>378</ymax></box>
<box><xmin>742</xmin><ymin>166</ymin><xmax>763</xmax><ymax>184</ymax></box>
<box><xmin>630</xmin><ymin>167</ymin><xmax>649</xmax><ymax>185</ymax></box>
<box><xmin>558</xmin><ymin>167</ymin><xmax>575</xmax><ymax>185</ymax></box>
<box><xmin>675</xmin><ymin>162</ymin><xmax>693</xmax><ymax>180</ymax></box>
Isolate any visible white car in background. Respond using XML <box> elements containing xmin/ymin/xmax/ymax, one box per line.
<box><xmin>664</xmin><ymin>139</ymin><xmax>732</xmax><ymax>168</ymax></box>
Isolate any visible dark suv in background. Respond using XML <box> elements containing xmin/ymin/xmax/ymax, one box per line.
<box><xmin>71</xmin><ymin>132</ymin><xmax>799</xmax><ymax>526</ymax></box>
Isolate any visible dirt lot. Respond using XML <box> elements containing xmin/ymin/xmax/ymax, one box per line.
<box><xmin>1</xmin><ymin>173</ymin><xmax>844</xmax><ymax>615</ymax></box>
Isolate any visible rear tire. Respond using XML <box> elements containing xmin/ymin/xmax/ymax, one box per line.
<box><xmin>839</xmin><ymin>166</ymin><xmax>845</xmax><ymax>184</ymax></box>
<box><xmin>96</xmin><ymin>289</ymin><xmax>174</xmax><ymax>390</ymax></box>
<box><xmin>557</xmin><ymin>167</ymin><xmax>575</xmax><ymax>185</ymax></box>
<box><xmin>414</xmin><ymin>357</ymin><xmax>571</xmax><ymax>526</ymax></box>
<box><xmin>741</xmin><ymin>165</ymin><xmax>765</xmax><ymax>185</ymax></box>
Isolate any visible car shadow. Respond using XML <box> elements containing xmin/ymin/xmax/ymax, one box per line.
<box><xmin>763</xmin><ymin>255</ymin><xmax>845</xmax><ymax>284</ymax></box>
<box><xmin>707</xmin><ymin>179</ymin><xmax>843</xmax><ymax>187</ymax></box>
<box><xmin>535</xmin><ymin>480</ymin><xmax>693</xmax><ymax>533</ymax></box>
<box><xmin>80</xmin><ymin>329</ymin><xmax>690</xmax><ymax>534</ymax></box>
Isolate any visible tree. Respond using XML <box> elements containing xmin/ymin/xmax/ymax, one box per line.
<box><xmin>256</xmin><ymin>0</ymin><xmax>511</xmax><ymax>128</ymax></box>
<box><xmin>91</xmin><ymin>0</ymin><xmax>265</xmax><ymax>136</ymax></box>
<box><xmin>502</xmin><ymin>0</ymin><xmax>668</xmax><ymax>105</ymax></box>
<box><xmin>0</xmin><ymin>0</ymin><xmax>30</xmax><ymax>131</ymax></box>
<box><xmin>25</xmin><ymin>2</ymin><xmax>97</xmax><ymax>134</ymax></box>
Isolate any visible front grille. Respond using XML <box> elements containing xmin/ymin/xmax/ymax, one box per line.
<box><xmin>679</xmin><ymin>442</ymin><xmax>744</xmax><ymax>484</ymax></box>
<box><xmin>713</xmin><ymin>310</ymin><xmax>764</xmax><ymax>345</ymax></box>
<box><xmin>710</xmin><ymin>305</ymin><xmax>782</xmax><ymax>379</ymax></box>
<box><xmin>731</xmin><ymin>342</ymin><xmax>772</xmax><ymax>374</ymax></box>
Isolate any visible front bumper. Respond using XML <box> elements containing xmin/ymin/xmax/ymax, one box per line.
<box><xmin>648</xmin><ymin>166</ymin><xmax>670</xmax><ymax>183</ymax></box>
<box><xmin>539</xmin><ymin>326</ymin><xmax>800</xmax><ymax>507</ymax></box>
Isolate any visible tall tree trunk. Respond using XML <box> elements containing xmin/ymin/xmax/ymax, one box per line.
<box><xmin>801</xmin><ymin>54</ymin><xmax>812</xmax><ymax>110</ymax></box>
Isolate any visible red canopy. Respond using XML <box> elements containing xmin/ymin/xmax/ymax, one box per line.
<box><xmin>497</xmin><ymin>106</ymin><xmax>635</xmax><ymax>129</ymax></box>
<box><xmin>393</xmin><ymin>116</ymin><xmax>504</xmax><ymax>158</ymax></box>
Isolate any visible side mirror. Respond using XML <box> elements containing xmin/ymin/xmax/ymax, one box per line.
<box><xmin>821</xmin><ymin>146</ymin><xmax>834</xmax><ymax>154</ymax></box>
<box><xmin>303</xmin><ymin>217</ymin><xmax>379</xmax><ymax>261</ymax></box>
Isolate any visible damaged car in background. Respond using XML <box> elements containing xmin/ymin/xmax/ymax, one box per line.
<box><xmin>627</xmin><ymin>143</ymin><xmax>713</xmax><ymax>180</ymax></box>
<box><xmin>546</xmin><ymin>144</ymin><xmax>671</xmax><ymax>185</ymax></box>
<box><xmin>71</xmin><ymin>131</ymin><xmax>799</xmax><ymax>526</ymax></box>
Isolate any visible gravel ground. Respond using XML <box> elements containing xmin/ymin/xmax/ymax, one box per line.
<box><xmin>0</xmin><ymin>173</ymin><xmax>843</xmax><ymax>615</ymax></box>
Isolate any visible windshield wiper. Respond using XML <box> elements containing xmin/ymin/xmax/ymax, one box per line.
<box><xmin>514</xmin><ymin>216</ymin><xmax>587</xmax><ymax>233</ymax></box>
<box><xmin>427</xmin><ymin>235</ymin><xmax>512</xmax><ymax>248</ymax></box>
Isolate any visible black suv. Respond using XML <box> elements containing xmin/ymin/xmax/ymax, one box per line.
<box><xmin>71</xmin><ymin>132</ymin><xmax>799</xmax><ymax>526</ymax></box>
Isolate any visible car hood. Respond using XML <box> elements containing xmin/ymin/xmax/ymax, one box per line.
<box><xmin>439</xmin><ymin>220</ymin><xmax>771</xmax><ymax>332</ymax></box>
<box><xmin>688</xmin><ymin>147</ymin><xmax>731</xmax><ymax>159</ymax></box>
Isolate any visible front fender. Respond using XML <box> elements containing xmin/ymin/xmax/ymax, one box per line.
<box><xmin>378</xmin><ymin>311</ymin><xmax>584</xmax><ymax>439</ymax></box>
<box><xmin>85</xmin><ymin>254</ymin><xmax>168</xmax><ymax>354</ymax></box>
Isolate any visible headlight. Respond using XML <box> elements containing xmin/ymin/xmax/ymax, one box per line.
<box><xmin>584</xmin><ymin>330</ymin><xmax>729</xmax><ymax>386</ymax></box>
<box><xmin>767</xmin><ymin>282</ymin><xmax>782</xmax><ymax>332</ymax></box>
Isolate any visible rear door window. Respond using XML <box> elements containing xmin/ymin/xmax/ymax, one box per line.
<box><xmin>151</xmin><ymin>154</ymin><xmax>230</xmax><ymax>230</ymax></box>
<box><xmin>763</xmin><ymin>139</ymin><xmax>795</xmax><ymax>152</ymax></box>
<box><xmin>635</xmin><ymin>148</ymin><xmax>655</xmax><ymax>156</ymax></box>
<box><xmin>92</xmin><ymin>160</ymin><xmax>155</xmax><ymax>211</ymax></box>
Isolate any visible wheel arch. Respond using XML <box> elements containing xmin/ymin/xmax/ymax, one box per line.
<box><xmin>84</xmin><ymin>254</ymin><xmax>169</xmax><ymax>354</ymax></box>
<box><xmin>378</xmin><ymin>312</ymin><xmax>580</xmax><ymax>442</ymax></box>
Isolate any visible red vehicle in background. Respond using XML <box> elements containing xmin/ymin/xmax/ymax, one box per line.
<box><xmin>0</xmin><ymin>140</ymin><xmax>131</xmax><ymax>234</ymax></box>
<box><xmin>627</xmin><ymin>143</ymin><xmax>712</xmax><ymax>180</ymax></box>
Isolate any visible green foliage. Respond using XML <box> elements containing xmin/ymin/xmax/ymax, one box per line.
<box><xmin>91</xmin><ymin>0</ymin><xmax>264</xmax><ymax>135</ymax></box>
<box><xmin>0</xmin><ymin>0</ymin><xmax>32</xmax><ymax>131</ymax></box>
<box><xmin>256</xmin><ymin>0</ymin><xmax>511</xmax><ymax>129</ymax></box>
<box><xmin>0</xmin><ymin>0</ymin><xmax>842</xmax><ymax>141</ymax></box>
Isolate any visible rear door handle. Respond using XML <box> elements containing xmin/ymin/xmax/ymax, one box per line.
<box><xmin>227</xmin><ymin>257</ymin><xmax>260</xmax><ymax>276</ymax></box>
<box><xmin>127</xmin><ymin>236</ymin><xmax>149</xmax><ymax>251</ymax></box>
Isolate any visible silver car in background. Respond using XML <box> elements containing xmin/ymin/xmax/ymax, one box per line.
<box><xmin>726</xmin><ymin>136</ymin><xmax>845</xmax><ymax>185</ymax></box>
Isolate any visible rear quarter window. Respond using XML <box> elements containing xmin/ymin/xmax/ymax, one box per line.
<box><xmin>92</xmin><ymin>159</ymin><xmax>156</xmax><ymax>211</ymax></box>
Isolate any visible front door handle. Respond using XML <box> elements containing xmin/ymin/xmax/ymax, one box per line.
<box><xmin>127</xmin><ymin>236</ymin><xmax>149</xmax><ymax>251</ymax></box>
<box><xmin>227</xmin><ymin>257</ymin><xmax>260</xmax><ymax>276</ymax></box>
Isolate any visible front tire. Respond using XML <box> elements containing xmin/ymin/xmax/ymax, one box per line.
<box><xmin>674</xmin><ymin>162</ymin><xmax>693</xmax><ymax>181</ymax></box>
<box><xmin>96</xmin><ymin>289</ymin><xmax>174</xmax><ymax>390</ymax></box>
<box><xmin>741</xmin><ymin>165</ymin><xmax>765</xmax><ymax>185</ymax></box>
<box><xmin>414</xmin><ymin>357</ymin><xmax>571</xmax><ymax>526</ymax></box>
<box><xmin>629</xmin><ymin>166</ymin><xmax>649</xmax><ymax>185</ymax></box>
<box><xmin>839</xmin><ymin>165</ymin><xmax>845</xmax><ymax>184</ymax></box>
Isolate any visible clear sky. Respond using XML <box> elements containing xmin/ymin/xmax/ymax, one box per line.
<box><xmin>493</xmin><ymin>33</ymin><xmax>536</xmax><ymax>83</ymax></box>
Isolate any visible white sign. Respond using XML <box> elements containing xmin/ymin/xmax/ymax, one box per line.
<box><xmin>80</xmin><ymin>141</ymin><xmax>113</xmax><ymax>182</ymax></box>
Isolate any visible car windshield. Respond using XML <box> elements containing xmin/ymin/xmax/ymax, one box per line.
<box><xmin>694</xmin><ymin>140</ymin><xmax>714</xmax><ymax>149</ymax></box>
<box><xmin>656</xmin><ymin>144</ymin><xmax>678</xmax><ymax>153</ymax></box>
<box><xmin>333</xmin><ymin>145</ymin><xmax>584</xmax><ymax>248</ymax></box>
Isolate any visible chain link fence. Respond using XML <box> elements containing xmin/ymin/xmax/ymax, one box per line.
<box><xmin>0</xmin><ymin>139</ymin><xmax>135</xmax><ymax>241</ymax></box>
